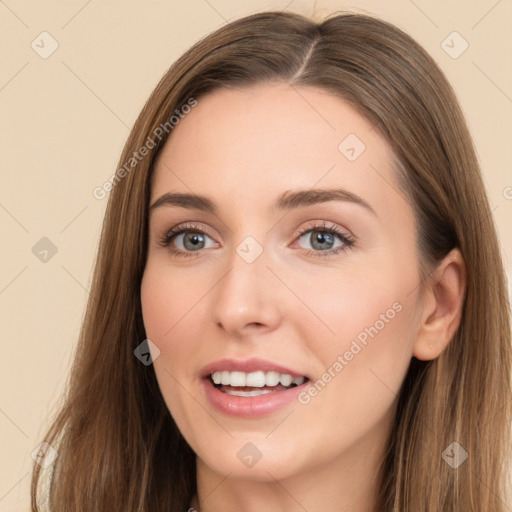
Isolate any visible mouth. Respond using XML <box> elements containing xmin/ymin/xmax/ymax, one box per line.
<box><xmin>209</xmin><ymin>370</ymin><xmax>309</xmax><ymax>397</ymax></box>
<box><xmin>200</xmin><ymin>358</ymin><xmax>311</xmax><ymax>417</ymax></box>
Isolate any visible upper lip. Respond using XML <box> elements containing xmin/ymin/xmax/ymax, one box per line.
<box><xmin>200</xmin><ymin>358</ymin><xmax>308</xmax><ymax>380</ymax></box>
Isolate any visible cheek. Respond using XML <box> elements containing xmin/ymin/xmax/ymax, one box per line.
<box><xmin>285</xmin><ymin>310</ymin><xmax>413</xmax><ymax>474</ymax></box>
<box><xmin>140</xmin><ymin>262</ymin><xmax>214</xmax><ymax>399</ymax></box>
<box><xmin>293</xmin><ymin>258</ymin><xmax>416</xmax><ymax>354</ymax></box>
<box><xmin>140</xmin><ymin>267</ymin><xmax>197</xmax><ymax>404</ymax></box>
<box><xmin>140</xmin><ymin>262</ymin><xmax>210</xmax><ymax>340</ymax></box>
<box><xmin>300</xmin><ymin>258</ymin><xmax>418</xmax><ymax>405</ymax></box>
<box><xmin>140</xmin><ymin>267</ymin><xmax>207</xmax><ymax>441</ymax></box>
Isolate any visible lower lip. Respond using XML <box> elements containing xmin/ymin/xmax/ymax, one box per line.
<box><xmin>202</xmin><ymin>377</ymin><xmax>308</xmax><ymax>418</ymax></box>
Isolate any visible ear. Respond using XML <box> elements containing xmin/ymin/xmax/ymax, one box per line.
<box><xmin>413</xmin><ymin>248</ymin><xmax>467</xmax><ymax>361</ymax></box>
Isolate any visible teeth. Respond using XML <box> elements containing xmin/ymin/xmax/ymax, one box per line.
<box><xmin>279</xmin><ymin>373</ymin><xmax>293</xmax><ymax>386</ymax></box>
<box><xmin>266</xmin><ymin>371</ymin><xmax>280</xmax><ymax>386</ymax></box>
<box><xmin>211</xmin><ymin>370</ymin><xmax>306</xmax><ymax>388</ymax></box>
<box><xmin>246</xmin><ymin>371</ymin><xmax>266</xmax><ymax>387</ymax></box>
<box><xmin>230</xmin><ymin>371</ymin><xmax>246</xmax><ymax>387</ymax></box>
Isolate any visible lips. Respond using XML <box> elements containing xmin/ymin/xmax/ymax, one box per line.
<box><xmin>200</xmin><ymin>358</ymin><xmax>310</xmax><ymax>417</ymax></box>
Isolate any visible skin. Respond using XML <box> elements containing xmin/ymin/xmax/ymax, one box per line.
<box><xmin>140</xmin><ymin>82</ymin><xmax>466</xmax><ymax>512</ymax></box>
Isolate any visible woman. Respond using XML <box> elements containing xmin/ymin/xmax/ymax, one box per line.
<box><xmin>31</xmin><ymin>10</ymin><xmax>511</xmax><ymax>511</ymax></box>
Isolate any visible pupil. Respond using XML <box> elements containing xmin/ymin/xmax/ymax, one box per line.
<box><xmin>311</xmin><ymin>231</ymin><xmax>333</xmax><ymax>250</ymax></box>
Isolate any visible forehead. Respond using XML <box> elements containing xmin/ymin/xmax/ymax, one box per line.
<box><xmin>150</xmin><ymin>83</ymin><xmax>403</xmax><ymax>216</ymax></box>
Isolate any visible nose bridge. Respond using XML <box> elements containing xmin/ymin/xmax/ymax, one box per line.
<box><xmin>211</xmin><ymin>236</ymin><xmax>281</xmax><ymax>334</ymax></box>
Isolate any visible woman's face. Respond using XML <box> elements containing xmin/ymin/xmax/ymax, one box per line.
<box><xmin>141</xmin><ymin>83</ymin><xmax>424</xmax><ymax>482</ymax></box>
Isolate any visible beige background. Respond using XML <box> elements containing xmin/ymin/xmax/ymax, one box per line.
<box><xmin>1</xmin><ymin>1</ymin><xmax>511</xmax><ymax>510</ymax></box>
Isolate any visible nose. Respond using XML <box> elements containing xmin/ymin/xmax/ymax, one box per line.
<box><xmin>211</xmin><ymin>245</ymin><xmax>282</xmax><ymax>338</ymax></box>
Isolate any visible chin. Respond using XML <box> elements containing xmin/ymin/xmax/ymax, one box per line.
<box><xmin>193</xmin><ymin>434</ymin><xmax>311</xmax><ymax>482</ymax></box>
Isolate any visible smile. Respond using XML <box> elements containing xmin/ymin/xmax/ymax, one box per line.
<box><xmin>200</xmin><ymin>359</ymin><xmax>311</xmax><ymax>417</ymax></box>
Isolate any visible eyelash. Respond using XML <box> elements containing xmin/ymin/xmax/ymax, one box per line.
<box><xmin>157</xmin><ymin>221</ymin><xmax>355</xmax><ymax>259</ymax></box>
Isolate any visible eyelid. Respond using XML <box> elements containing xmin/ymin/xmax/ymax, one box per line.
<box><xmin>290</xmin><ymin>220</ymin><xmax>355</xmax><ymax>243</ymax></box>
<box><xmin>158</xmin><ymin>221</ymin><xmax>218</xmax><ymax>246</ymax></box>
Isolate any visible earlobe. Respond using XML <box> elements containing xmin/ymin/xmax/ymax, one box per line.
<box><xmin>413</xmin><ymin>248</ymin><xmax>467</xmax><ymax>361</ymax></box>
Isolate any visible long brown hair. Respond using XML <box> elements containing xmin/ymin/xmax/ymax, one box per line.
<box><xmin>31</xmin><ymin>10</ymin><xmax>511</xmax><ymax>511</ymax></box>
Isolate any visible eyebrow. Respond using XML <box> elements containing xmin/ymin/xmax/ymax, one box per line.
<box><xmin>149</xmin><ymin>188</ymin><xmax>376</xmax><ymax>216</ymax></box>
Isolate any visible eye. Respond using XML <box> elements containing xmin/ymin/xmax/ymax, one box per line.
<box><xmin>158</xmin><ymin>223</ymin><xmax>217</xmax><ymax>257</ymax></box>
<box><xmin>293</xmin><ymin>222</ymin><xmax>355</xmax><ymax>257</ymax></box>
<box><xmin>158</xmin><ymin>221</ymin><xmax>355</xmax><ymax>259</ymax></box>
<box><xmin>175</xmin><ymin>231</ymin><xmax>216</xmax><ymax>252</ymax></box>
